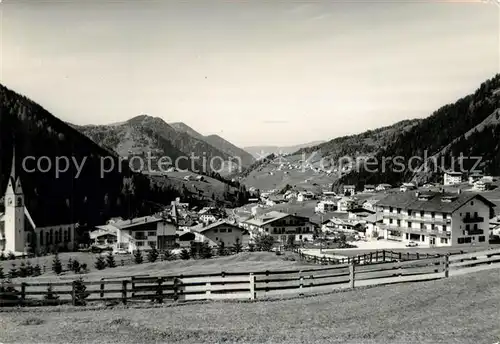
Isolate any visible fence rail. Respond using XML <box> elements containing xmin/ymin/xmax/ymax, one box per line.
<box><xmin>2</xmin><ymin>247</ymin><xmax>500</xmax><ymax>307</ymax></box>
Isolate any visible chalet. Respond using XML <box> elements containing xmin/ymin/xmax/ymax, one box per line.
<box><xmin>363</xmin><ymin>185</ymin><xmax>376</xmax><ymax>193</ymax></box>
<box><xmin>376</xmin><ymin>184</ymin><xmax>392</xmax><ymax>191</ymax></box>
<box><xmin>113</xmin><ymin>215</ymin><xmax>177</xmax><ymax>253</ymax></box>
<box><xmin>0</xmin><ymin>149</ymin><xmax>76</xmax><ymax>256</ymax></box>
<box><xmin>443</xmin><ymin>171</ymin><xmax>463</xmax><ymax>186</ymax></box>
<box><xmin>343</xmin><ymin>185</ymin><xmax>356</xmax><ymax>196</ymax></box>
<box><xmin>473</xmin><ymin>178</ymin><xmax>492</xmax><ymax>192</ymax></box>
<box><xmin>347</xmin><ymin>208</ymin><xmax>376</xmax><ymax>222</ymax></box>
<box><xmin>337</xmin><ymin>197</ymin><xmax>357</xmax><ymax>212</ymax></box>
<box><xmin>375</xmin><ymin>191</ymin><xmax>495</xmax><ymax>247</ymax></box>
<box><xmin>400</xmin><ymin>183</ymin><xmax>416</xmax><ymax>192</ymax></box>
<box><xmin>196</xmin><ymin>221</ymin><xmax>249</xmax><ymax>248</ymax></box>
<box><xmin>468</xmin><ymin>173</ymin><xmax>484</xmax><ymax>185</ymax></box>
<box><xmin>364</xmin><ymin>214</ymin><xmax>383</xmax><ymax>240</ymax></box>
<box><xmin>362</xmin><ymin>199</ymin><xmax>379</xmax><ymax>211</ymax></box>
<box><xmin>242</xmin><ymin>211</ymin><xmax>315</xmax><ymax>243</ymax></box>
<box><xmin>315</xmin><ymin>201</ymin><xmax>336</xmax><ymax>213</ymax></box>
<box><xmin>198</xmin><ymin>207</ymin><xmax>223</xmax><ymax>224</ymax></box>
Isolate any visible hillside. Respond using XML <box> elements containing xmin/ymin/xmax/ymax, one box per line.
<box><xmin>169</xmin><ymin>122</ymin><xmax>255</xmax><ymax>167</ymax></box>
<box><xmin>75</xmin><ymin>116</ymin><xmax>236</xmax><ymax>173</ymax></box>
<box><xmin>0</xmin><ymin>84</ymin><xmax>185</xmax><ymax>229</ymax></box>
<box><xmin>334</xmin><ymin>74</ymin><xmax>500</xmax><ymax>190</ymax></box>
<box><xmin>203</xmin><ymin>134</ymin><xmax>255</xmax><ymax>167</ymax></box>
<box><xmin>244</xmin><ymin>141</ymin><xmax>326</xmax><ymax>158</ymax></box>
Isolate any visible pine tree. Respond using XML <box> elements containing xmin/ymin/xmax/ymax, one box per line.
<box><xmin>161</xmin><ymin>249</ymin><xmax>175</xmax><ymax>261</ymax></box>
<box><xmin>7</xmin><ymin>252</ymin><xmax>16</xmax><ymax>260</ymax></box>
<box><xmin>234</xmin><ymin>238</ymin><xmax>243</xmax><ymax>254</ymax></box>
<box><xmin>0</xmin><ymin>251</ymin><xmax>6</xmax><ymax>261</ymax></box>
<box><xmin>44</xmin><ymin>284</ymin><xmax>59</xmax><ymax>301</ymax></box>
<box><xmin>147</xmin><ymin>245</ymin><xmax>159</xmax><ymax>263</ymax></box>
<box><xmin>106</xmin><ymin>252</ymin><xmax>116</xmax><ymax>268</ymax></box>
<box><xmin>189</xmin><ymin>241</ymin><xmax>200</xmax><ymax>259</ymax></box>
<box><xmin>217</xmin><ymin>241</ymin><xmax>225</xmax><ymax>256</ymax></box>
<box><xmin>180</xmin><ymin>248</ymin><xmax>190</xmax><ymax>260</ymax></box>
<box><xmin>33</xmin><ymin>264</ymin><xmax>42</xmax><ymax>276</ymax></box>
<box><xmin>0</xmin><ymin>265</ymin><xmax>4</xmax><ymax>279</ymax></box>
<box><xmin>201</xmin><ymin>242</ymin><xmax>213</xmax><ymax>259</ymax></box>
<box><xmin>71</xmin><ymin>259</ymin><xmax>81</xmax><ymax>273</ymax></box>
<box><xmin>26</xmin><ymin>261</ymin><xmax>33</xmax><ymax>276</ymax></box>
<box><xmin>19</xmin><ymin>262</ymin><xmax>28</xmax><ymax>278</ymax></box>
<box><xmin>134</xmin><ymin>249</ymin><xmax>143</xmax><ymax>264</ymax></box>
<box><xmin>94</xmin><ymin>255</ymin><xmax>107</xmax><ymax>270</ymax></box>
<box><xmin>8</xmin><ymin>264</ymin><xmax>18</xmax><ymax>279</ymax></box>
<box><xmin>52</xmin><ymin>254</ymin><xmax>62</xmax><ymax>275</ymax></box>
<box><xmin>67</xmin><ymin>257</ymin><xmax>73</xmax><ymax>271</ymax></box>
<box><xmin>248</xmin><ymin>243</ymin><xmax>255</xmax><ymax>252</ymax></box>
<box><xmin>72</xmin><ymin>277</ymin><xmax>90</xmax><ymax>306</ymax></box>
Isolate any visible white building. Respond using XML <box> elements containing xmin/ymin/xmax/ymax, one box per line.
<box><xmin>0</xmin><ymin>150</ymin><xmax>76</xmax><ymax>256</ymax></box>
<box><xmin>376</xmin><ymin>184</ymin><xmax>392</xmax><ymax>191</ymax></box>
<box><xmin>315</xmin><ymin>201</ymin><xmax>336</xmax><ymax>213</ymax></box>
<box><xmin>473</xmin><ymin>178</ymin><xmax>492</xmax><ymax>192</ymax></box>
<box><xmin>375</xmin><ymin>191</ymin><xmax>494</xmax><ymax>247</ymax></box>
<box><xmin>195</xmin><ymin>221</ymin><xmax>250</xmax><ymax>248</ymax></box>
<box><xmin>337</xmin><ymin>197</ymin><xmax>357</xmax><ymax>212</ymax></box>
<box><xmin>363</xmin><ymin>185</ymin><xmax>376</xmax><ymax>193</ymax></box>
<box><xmin>468</xmin><ymin>173</ymin><xmax>484</xmax><ymax>185</ymax></box>
<box><xmin>400</xmin><ymin>183</ymin><xmax>416</xmax><ymax>192</ymax></box>
<box><xmin>443</xmin><ymin>171</ymin><xmax>463</xmax><ymax>186</ymax></box>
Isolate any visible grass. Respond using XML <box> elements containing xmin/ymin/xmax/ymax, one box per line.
<box><xmin>1</xmin><ymin>269</ymin><xmax>498</xmax><ymax>343</ymax></box>
<box><xmin>324</xmin><ymin>244</ymin><xmax>500</xmax><ymax>257</ymax></box>
<box><xmin>3</xmin><ymin>251</ymin><xmax>314</xmax><ymax>283</ymax></box>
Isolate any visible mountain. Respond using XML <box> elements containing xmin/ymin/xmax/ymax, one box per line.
<box><xmin>0</xmin><ymin>84</ymin><xmax>186</xmax><ymax>228</ymax></box>
<box><xmin>169</xmin><ymin>122</ymin><xmax>205</xmax><ymax>141</ymax></box>
<box><xmin>244</xmin><ymin>141</ymin><xmax>326</xmax><ymax>158</ymax></box>
<box><xmin>334</xmin><ymin>74</ymin><xmax>500</xmax><ymax>190</ymax></box>
<box><xmin>169</xmin><ymin>122</ymin><xmax>255</xmax><ymax>168</ymax></box>
<box><xmin>75</xmin><ymin>116</ymin><xmax>237</xmax><ymax>173</ymax></box>
<box><xmin>203</xmin><ymin>134</ymin><xmax>255</xmax><ymax>167</ymax></box>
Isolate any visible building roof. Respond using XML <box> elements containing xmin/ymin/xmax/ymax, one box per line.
<box><xmin>376</xmin><ymin>191</ymin><xmax>496</xmax><ymax>213</ymax></box>
<box><xmin>243</xmin><ymin>211</ymin><xmax>309</xmax><ymax>227</ymax></box>
<box><xmin>445</xmin><ymin>171</ymin><xmax>463</xmax><ymax>176</ymax></box>
<box><xmin>364</xmin><ymin>185</ymin><xmax>375</xmax><ymax>188</ymax></box>
<box><xmin>109</xmin><ymin>215</ymin><xmax>163</xmax><ymax>230</ymax></box>
<box><xmin>197</xmin><ymin>220</ymin><xmax>245</xmax><ymax>234</ymax></box>
<box><xmin>378</xmin><ymin>184</ymin><xmax>392</xmax><ymax>187</ymax></box>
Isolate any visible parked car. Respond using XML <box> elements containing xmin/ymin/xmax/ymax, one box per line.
<box><xmin>406</xmin><ymin>241</ymin><xmax>418</xmax><ymax>247</ymax></box>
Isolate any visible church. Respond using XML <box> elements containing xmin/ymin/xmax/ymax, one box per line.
<box><xmin>0</xmin><ymin>148</ymin><xmax>77</xmax><ymax>256</ymax></box>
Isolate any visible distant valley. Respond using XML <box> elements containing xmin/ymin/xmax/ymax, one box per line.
<box><xmin>244</xmin><ymin>141</ymin><xmax>326</xmax><ymax>159</ymax></box>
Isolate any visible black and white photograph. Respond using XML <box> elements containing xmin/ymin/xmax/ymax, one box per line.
<box><xmin>0</xmin><ymin>0</ymin><xmax>499</xmax><ymax>343</ymax></box>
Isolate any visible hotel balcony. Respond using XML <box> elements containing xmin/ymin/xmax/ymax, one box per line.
<box><xmin>463</xmin><ymin>216</ymin><xmax>484</xmax><ymax>224</ymax></box>
<box><xmin>382</xmin><ymin>213</ymin><xmax>451</xmax><ymax>225</ymax></box>
<box><xmin>466</xmin><ymin>229</ymin><xmax>484</xmax><ymax>235</ymax></box>
<box><xmin>379</xmin><ymin>223</ymin><xmax>451</xmax><ymax>237</ymax></box>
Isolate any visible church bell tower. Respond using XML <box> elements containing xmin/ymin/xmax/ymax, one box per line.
<box><xmin>4</xmin><ymin>146</ymin><xmax>25</xmax><ymax>254</ymax></box>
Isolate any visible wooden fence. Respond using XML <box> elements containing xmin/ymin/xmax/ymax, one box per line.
<box><xmin>297</xmin><ymin>249</ymin><xmax>442</xmax><ymax>265</ymax></box>
<box><xmin>1</xmin><ymin>247</ymin><xmax>500</xmax><ymax>307</ymax></box>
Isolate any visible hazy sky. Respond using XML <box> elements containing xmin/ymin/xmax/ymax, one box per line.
<box><xmin>1</xmin><ymin>0</ymin><xmax>498</xmax><ymax>147</ymax></box>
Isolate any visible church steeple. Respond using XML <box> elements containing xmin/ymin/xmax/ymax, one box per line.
<box><xmin>6</xmin><ymin>144</ymin><xmax>23</xmax><ymax>196</ymax></box>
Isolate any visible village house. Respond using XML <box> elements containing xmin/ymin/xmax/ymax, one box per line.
<box><xmin>468</xmin><ymin>173</ymin><xmax>484</xmax><ymax>185</ymax></box>
<box><xmin>242</xmin><ymin>211</ymin><xmax>315</xmax><ymax>244</ymax></box>
<box><xmin>315</xmin><ymin>201</ymin><xmax>336</xmax><ymax>213</ymax></box>
<box><xmin>113</xmin><ymin>215</ymin><xmax>177</xmax><ymax>253</ymax></box>
<box><xmin>343</xmin><ymin>185</ymin><xmax>356</xmax><ymax>196</ymax></box>
<box><xmin>376</xmin><ymin>184</ymin><xmax>392</xmax><ymax>191</ymax></box>
<box><xmin>364</xmin><ymin>214</ymin><xmax>383</xmax><ymax>239</ymax></box>
<box><xmin>196</xmin><ymin>220</ymin><xmax>250</xmax><ymax>248</ymax></box>
<box><xmin>0</xmin><ymin>150</ymin><xmax>77</xmax><ymax>256</ymax></box>
<box><xmin>362</xmin><ymin>199</ymin><xmax>379</xmax><ymax>212</ymax></box>
<box><xmin>374</xmin><ymin>191</ymin><xmax>494</xmax><ymax>247</ymax></box>
<box><xmin>337</xmin><ymin>197</ymin><xmax>357</xmax><ymax>212</ymax></box>
<box><xmin>363</xmin><ymin>185</ymin><xmax>376</xmax><ymax>193</ymax></box>
<box><xmin>473</xmin><ymin>178</ymin><xmax>493</xmax><ymax>192</ymax></box>
<box><xmin>443</xmin><ymin>171</ymin><xmax>463</xmax><ymax>186</ymax></box>
<box><xmin>400</xmin><ymin>182</ymin><xmax>416</xmax><ymax>192</ymax></box>
<box><xmin>321</xmin><ymin>212</ymin><xmax>360</xmax><ymax>233</ymax></box>
<box><xmin>198</xmin><ymin>207</ymin><xmax>222</xmax><ymax>224</ymax></box>
<box><xmin>347</xmin><ymin>208</ymin><xmax>376</xmax><ymax>222</ymax></box>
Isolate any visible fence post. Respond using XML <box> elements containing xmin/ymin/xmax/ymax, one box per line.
<box><xmin>157</xmin><ymin>277</ymin><xmax>163</xmax><ymax>303</ymax></box>
<box><xmin>71</xmin><ymin>281</ymin><xmax>77</xmax><ymax>306</ymax></box>
<box><xmin>444</xmin><ymin>255</ymin><xmax>449</xmax><ymax>278</ymax></box>
<box><xmin>20</xmin><ymin>282</ymin><xmax>27</xmax><ymax>304</ymax></box>
<box><xmin>173</xmin><ymin>277</ymin><xmax>180</xmax><ymax>301</ymax></box>
<box><xmin>382</xmin><ymin>251</ymin><xmax>386</xmax><ymax>262</ymax></box>
<box><xmin>249</xmin><ymin>273</ymin><xmax>255</xmax><ymax>300</ymax></box>
<box><xmin>206</xmin><ymin>281</ymin><xmax>211</xmax><ymax>299</ymax></box>
<box><xmin>100</xmin><ymin>278</ymin><xmax>104</xmax><ymax>298</ymax></box>
<box><xmin>121</xmin><ymin>280</ymin><xmax>128</xmax><ymax>305</ymax></box>
<box><xmin>131</xmin><ymin>277</ymin><xmax>136</xmax><ymax>298</ymax></box>
<box><xmin>299</xmin><ymin>270</ymin><xmax>304</xmax><ymax>296</ymax></box>
<box><xmin>349</xmin><ymin>260</ymin><xmax>355</xmax><ymax>289</ymax></box>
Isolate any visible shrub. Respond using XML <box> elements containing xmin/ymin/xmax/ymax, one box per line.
<box><xmin>162</xmin><ymin>250</ymin><xmax>175</xmax><ymax>261</ymax></box>
<box><xmin>255</xmin><ymin>235</ymin><xmax>275</xmax><ymax>252</ymax></box>
<box><xmin>147</xmin><ymin>246</ymin><xmax>159</xmax><ymax>263</ymax></box>
<box><xmin>26</xmin><ymin>261</ymin><xmax>33</xmax><ymax>276</ymax></box>
<box><xmin>189</xmin><ymin>242</ymin><xmax>200</xmax><ymax>259</ymax></box>
<box><xmin>180</xmin><ymin>248</ymin><xmax>190</xmax><ymax>260</ymax></box>
<box><xmin>33</xmin><ymin>264</ymin><xmax>42</xmax><ymax>277</ymax></box>
<box><xmin>0</xmin><ymin>265</ymin><xmax>4</xmax><ymax>279</ymax></box>
<box><xmin>71</xmin><ymin>259</ymin><xmax>81</xmax><ymax>273</ymax></box>
<box><xmin>248</xmin><ymin>243</ymin><xmax>255</xmax><ymax>252</ymax></box>
<box><xmin>52</xmin><ymin>254</ymin><xmax>62</xmax><ymax>275</ymax></box>
<box><xmin>106</xmin><ymin>252</ymin><xmax>116</xmax><ymax>268</ymax></box>
<box><xmin>67</xmin><ymin>257</ymin><xmax>73</xmax><ymax>271</ymax></box>
<box><xmin>94</xmin><ymin>255</ymin><xmax>106</xmax><ymax>270</ymax></box>
<box><xmin>80</xmin><ymin>263</ymin><xmax>88</xmax><ymax>274</ymax></box>
<box><xmin>72</xmin><ymin>277</ymin><xmax>90</xmax><ymax>306</ymax></box>
<box><xmin>133</xmin><ymin>249</ymin><xmax>143</xmax><ymax>264</ymax></box>
<box><xmin>8</xmin><ymin>264</ymin><xmax>18</xmax><ymax>279</ymax></box>
<box><xmin>19</xmin><ymin>262</ymin><xmax>28</xmax><ymax>278</ymax></box>
<box><xmin>201</xmin><ymin>242</ymin><xmax>213</xmax><ymax>259</ymax></box>
<box><xmin>0</xmin><ymin>251</ymin><xmax>6</xmax><ymax>261</ymax></box>
<box><xmin>7</xmin><ymin>251</ymin><xmax>16</xmax><ymax>260</ymax></box>
<box><xmin>0</xmin><ymin>280</ymin><xmax>19</xmax><ymax>304</ymax></box>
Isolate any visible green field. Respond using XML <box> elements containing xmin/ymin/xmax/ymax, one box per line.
<box><xmin>1</xmin><ymin>269</ymin><xmax>498</xmax><ymax>343</ymax></box>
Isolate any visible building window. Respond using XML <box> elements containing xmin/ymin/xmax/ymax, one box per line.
<box><xmin>137</xmin><ymin>241</ymin><xmax>144</xmax><ymax>247</ymax></box>
<box><xmin>431</xmin><ymin>212</ymin><xmax>435</xmax><ymax>218</ymax></box>
<box><xmin>228</xmin><ymin>228</ymin><xmax>232</xmax><ymax>233</ymax></box>
<box><xmin>478</xmin><ymin>236</ymin><xmax>485</xmax><ymax>242</ymax></box>
<box><xmin>214</xmin><ymin>229</ymin><xmax>218</xmax><ymax>233</ymax></box>
<box><xmin>148</xmin><ymin>241</ymin><xmax>155</xmax><ymax>247</ymax></box>
<box><xmin>147</xmin><ymin>231</ymin><xmax>156</xmax><ymax>237</ymax></box>
<box><xmin>389</xmin><ymin>219</ymin><xmax>393</xmax><ymax>224</ymax></box>
<box><xmin>135</xmin><ymin>232</ymin><xmax>146</xmax><ymax>240</ymax></box>
<box><xmin>397</xmin><ymin>208</ymin><xmax>401</xmax><ymax>214</ymax></box>
<box><xmin>440</xmin><ymin>238</ymin><xmax>448</xmax><ymax>244</ymax></box>
<box><xmin>471</xmin><ymin>201</ymin><xmax>474</xmax><ymax>205</ymax></box>
<box><xmin>389</xmin><ymin>207</ymin><xmax>393</xmax><ymax>212</ymax></box>
<box><xmin>420</xmin><ymin>211</ymin><xmax>424</xmax><ymax>217</ymax></box>
<box><xmin>405</xmin><ymin>233</ymin><xmax>409</xmax><ymax>239</ymax></box>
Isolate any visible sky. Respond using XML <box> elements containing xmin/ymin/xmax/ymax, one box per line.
<box><xmin>0</xmin><ymin>0</ymin><xmax>499</xmax><ymax>147</ymax></box>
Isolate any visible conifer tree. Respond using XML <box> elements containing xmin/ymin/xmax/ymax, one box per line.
<box><xmin>106</xmin><ymin>251</ymin><xmax>116</xmax><ymax>268</ymax></box>
<box><xmin>180</xmin><ymin>248</ymin><xmax>190</xmax><ymax>260</ymax></box>
<box><xmin>94</xmin><ymin>255</ymin><xmax>107</xmax><ymax>270</ymax></box>
<box><xmin>52</xmin><ymin>254</ymin><xmax>62</xmax><ymax>275</ymax></box>
<box><xmin>134</xmin><ymin>249</ymin><xmax>143</xmax><ymax>264</ymax></box>
<box><xmin>147</xmin><ymin>245</ymin><xmax>159</xmax><ymax>263</ymax></box>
